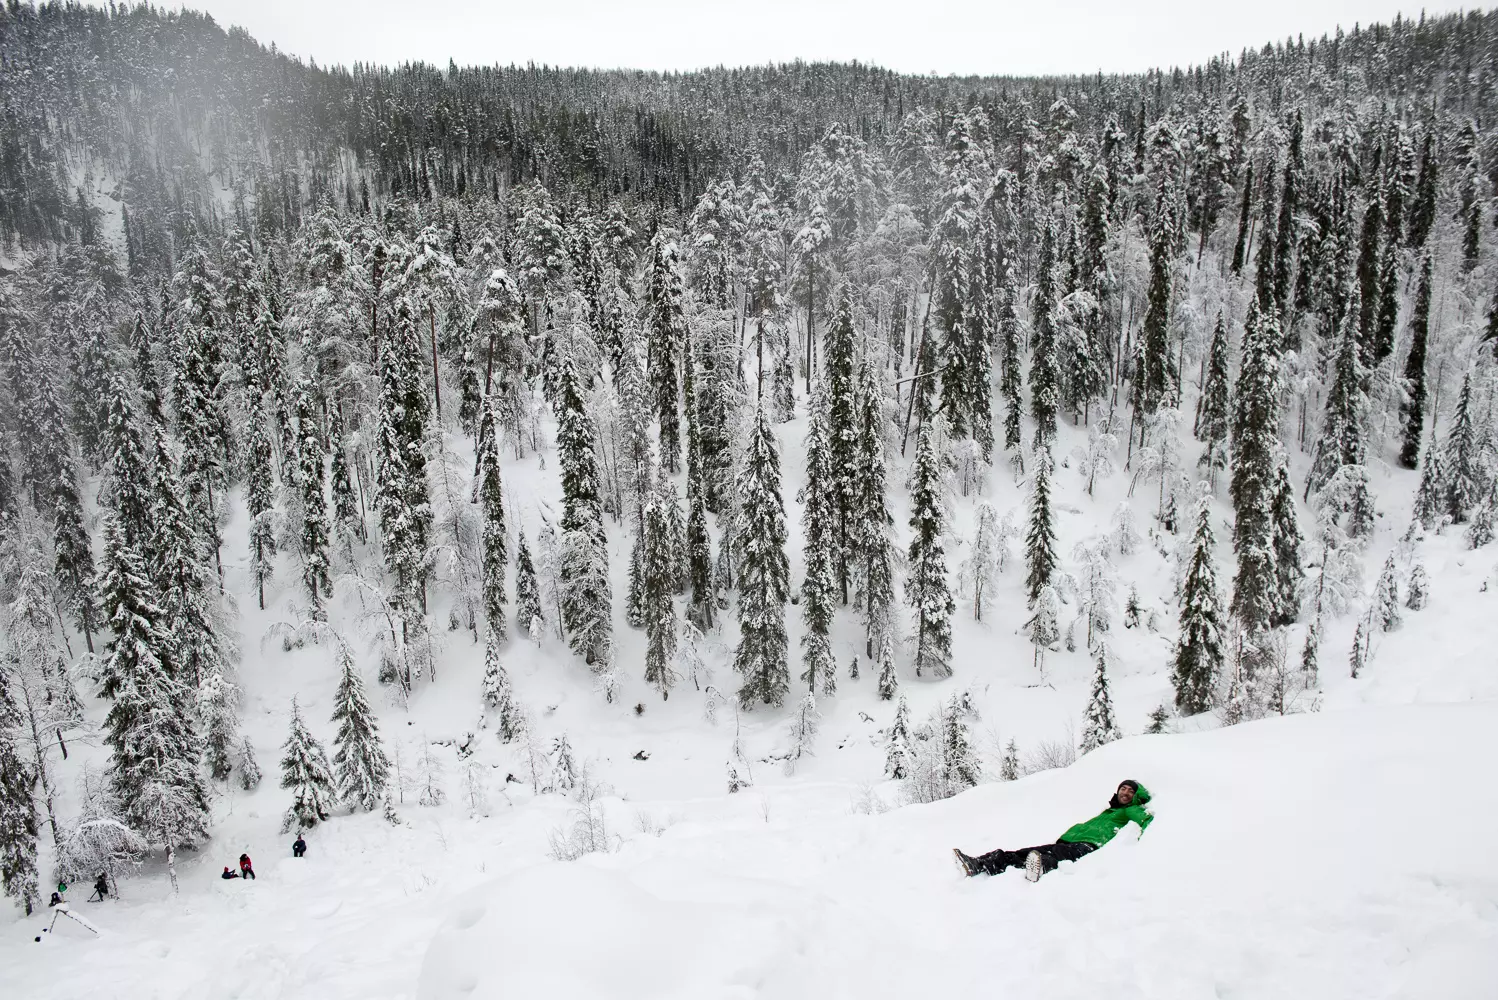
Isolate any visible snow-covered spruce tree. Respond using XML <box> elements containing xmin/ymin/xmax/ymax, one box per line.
<box><xmin>906</xmin><ymin>416</ymin><xmax>954</xmax><ymax>678</ymax></box>
<box><xmin>331</xmin><ymin>648</ymin><xmax>389</xmax><ymax>812</ymax></box>
<box><xmin>884</xmin><ymin>695</ymin><xmax>912</xmax><ymax>779</ymax></box>
<box><xmin>476</xmin><ymin>396</ymin><xmax>508</xmax><ymax>639</ymax></box>
<box><xmin>294</xmin><ymin>379</ymin><xmax>331</xmax><ymax>616</ymax></box>
<box><xmin>1030</xmin><ymin>216</ymin><xmax>1060</xmax><ymax>448</ymax></box>
<box><xmin>245</xmin><ymin>404</ymin><xmax>278</xmax><ymax>611</ymax></box>
<box><xmin>1172</xmin><ymin>492</ymin><xmax>1224</xmax><ymax>715</ymax></box>
<box><xmin>800</xmin><ymin>387</ymin><xmax>839</xmax><ymax>696</ymax></box>
<box><xmin>683</xmin><ymin>329</ymin><xmax>715</xmax><ymax>632</ymax></box>
<box><xmin>941</xmin><ymin>697</ymin><xmax>980</xmax><ymax>791</ymax></box>
<box><xmin>1230</xmin><ymin>298</ymin><xmax>1282</xmax><ymax>637</ymax></box>
<box><xmin>1444</xmin><ymin>372</ymin><xmax>1483</xmax><ymax>524</ymax></box>
<box><xmin>238</xmin><ymin>737</ymin><xmax>262</xmax><ymax>791</ymax></box>
<box><xmin>625</xmin><ymin>530</ymin><xmax>647</xmax><ymax>629</ymax></box>
<box><xmin>481</xmin><ymin>628</ymin><xmax>523</xmax><ymax>742</ymax></box>
<box><xmin>1373</xmin><ymin>554</ymin><xmax>1402</xmax><ymax>632</ymax></box>
<box><xmin>513</xmin><ymin>528</ymin><xmax>543</xmax><ymax>637</ymax></box>
<box><xmin>554</xmin><ymin>352</ymin><xmax>612</xmax><ymax>666</ymax></box>
<box><xmin>102</xmin><ymin>376</ymin><xmax>156</xmax><ymax>560</ymax></box>
<box><xmin>997</xmin><ymin>257</ymin><xmax>1025</xmax><ymax>459</ymax></box>
<box><xmin>1398</xmin><ymin>254</ymin><xmax>1433</xmax><ymax>470</ymax></box>
<box><xmin>645</xmin><ymin>233</ymin><xmax>686</xmax><ymax>474</ymax></box>
<box><xmin>851</xmin><ymin>355</ymin><xmax>897</xmax><ymax>659</ymax></box>
<box><xmin>1307</xmin><ymin>298</ymin><xmax>1367</xmax><ymax>503</ymax></box>
<box><xmin>999</xmin><ymin>739</ymin><xmax>1020</xmax><ymax>781</ymax></box>
<box><xmin>824</xmin><ymin>289</ymin><xmax>862</xmax><ymax>599</ymax></box>
<box><xmin>0</xmin><ymin>733</ymin><xmax>39</xmax><ymax>916</ymax></box>
<box><xmin>100</xmin><ymin>524</ymin><xmax>212</xmax><ymax>874</ymax></box>
<box><xmin>1410</xmin><ymin>430</ymin><xmax>1446</xmax><ymax>534</ymax></box>
<box><xmin>1134</xmin><ymin>188</ymin><xmax>1179</xmax><ymax>421</ymax></box>
<box><xmin>1270</xmin><ymin>464</ymin><xmax>1303</xmax><ymax>627</ymax></box>
<box><xmin>329</xmin><ymin>421</ymin><xmax>364</xmax><ymax>549</ymax></box>
<box><xmin>378</xmin><ymin>299</ymin><xmax>434</xmax><ymax>617</ymax></box>
<box><xmin>1079</xmin><ymin>644</ymin><xmax>1123</xmax><ymax>754</ymax></box>
<box><xmin>1405</xmin><ymin>563</ymin><xmax>1429</xmax><ymax>611</ymax></box>
<box><xmin>1467</xmin><ymin>489</ymin><xmax>1496</xmax><ymax>549</ymax></box>
<box><xmin>733</xmin><ymin>404</ymin><xmax>791</xmax><ymax>709</ymax></box>
<box><xmin>1025</xmin><ymin>450</ymin><xmax>1058</xmax><ymax>607</ymax></box>
<box><xmin>1196</xmin><ymin>312</ymin><xmax>1231</xmax><ymax>485</ymax></box>
<box><xmin>875</xmin><ymin>630</ymin><xmax>898</xmax><ymax>701</ymax></box>
<box><xmin>280</xmin><ymin>699</ymin><xmax>335</xmax><ymax>832</ymax></box>
<box><xmin>1071</xmin><ymin>537</ymin><xmax>1117</xmax><ymax>649</ymax></box>
<box><xmin>642</xmin><ymin>489</ymin><xmax>679</xmax><ymax>699</ymax></box>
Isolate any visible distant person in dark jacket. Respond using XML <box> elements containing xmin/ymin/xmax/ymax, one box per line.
<box><xmin>292</xmin><ymin>836</ymin><xmax>306</xmax><ymax>858</ymax></box>
<box><xmin>238</xmin><ymin>853</ymin><xmax>255</xmax><ymax>880</ymax></box>
<box><xmin>221</xmin><ymin>867</ymin><xmax>239</xmax><ymax>880</ymax></box>
<box><xmin>91</xmin><ymin>873</ymin><xmax>109</xmax><ymax>901</ymax></box>
<box><xmin>954</xmin><ymin>780</ymin><xmax>1154</xmax><ymax>881</ymax></box>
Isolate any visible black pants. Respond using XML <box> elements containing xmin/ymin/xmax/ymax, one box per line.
<box><xmin>970</xmin><ymin>840</ymin><xmax>1097</xmax><ymax>875</ymax></box>
<box><xmin>240</xmin><ymin>867</ymin><xmax>255</xmax><ymax>880</ymax></box>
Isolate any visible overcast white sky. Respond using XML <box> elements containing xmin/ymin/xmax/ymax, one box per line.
<box><xmin>165</xmin><ymin>1</ymin><xmax>1461</xmax><ymax>76</ymax></box>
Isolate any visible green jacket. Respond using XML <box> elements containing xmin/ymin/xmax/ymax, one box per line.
<box><xmin>1057</xmin><ymin>784</ymin><xmax>1154</xmax><ymax>845</ymax></box>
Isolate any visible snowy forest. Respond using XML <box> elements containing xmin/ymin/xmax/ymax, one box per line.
<box><xmin>2</xmin><ymin>1</ymin><xmax>1498</xmax><ymax>932</ymax></box>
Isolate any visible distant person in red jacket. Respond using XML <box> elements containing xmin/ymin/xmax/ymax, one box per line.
<box><xmin>953</xmin><ymin>780</ymin><xmax>1154</xmax><ymax>881</ymax></box>
<box><xmin>238</xmin><ymin>853</ymin><xmax>256</xmax><ymax>880</ymax></box>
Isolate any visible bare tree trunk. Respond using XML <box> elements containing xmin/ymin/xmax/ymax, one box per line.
<box><xmin>429</xmin><ymin>307</ymin><xmax>443</xmax><ymax>418</ymax></box>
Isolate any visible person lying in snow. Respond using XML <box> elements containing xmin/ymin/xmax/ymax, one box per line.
<box><xmin>953</xmin><ymin>780</ymin><xmax>1153</xmax><ymax>882</ymax></box>
<box><xmin>222</xmin><ymin>867</ymin><xmax>240</xmax><ymax>880</ymax></box>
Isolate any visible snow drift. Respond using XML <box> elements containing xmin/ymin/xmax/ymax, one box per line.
<box><xmin>418</xmin><ymin>702</ymin><xmax>1498</xmax><ymax>1000</ymax></box>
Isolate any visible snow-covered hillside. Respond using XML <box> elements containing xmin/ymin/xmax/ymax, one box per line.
<box><xmin>6</xmin><ymin>699</ymin><xmax>1497</xmax><ymax>1000</ymax></box>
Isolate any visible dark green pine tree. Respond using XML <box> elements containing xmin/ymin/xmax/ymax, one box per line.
<box><xmin>1172</xmin><ymin>493</ymin><xmax>1224</xmax><ymax>715</ymax></box>
<box><xmin>1484</xmin><ymin>283</ymin><xmax>1498</xmax><ymax>364</ymax></box>
<box><xmin>625</xmin><ymin>528</ymin><xmax>647</xmax><ymax>629</ymax></box>
<box><xmin>553</xmin><ymin>352</ymin><xmax>612</xmax><ymax>665</ymax></box>
<box><xmin>641</xmin><ymin>490</ymin><xmax>678</xmax><ymax>699</ymax></box>
<box><xmin>682</xmin><ymin>327</ymin><xmax>714</xmax><ymax>632</ymax></box>
<box><xmin>997</xmin><ymin>258</ymin><xmax>1025</xmax><ymax>458</ymax></box>
<box><xmin>1196</xmin><ymin>312</ymin><xmax>1232</xmax><ymax>486</ymax></box>
<box><xmin>1272</xmin><ymin>112</ymin><xmax>1303</xmax><ymax>317</ymax></box>
<box><xmin>1407</xmin><ymin>132</ymin><xmax>1438</xmax><ymax>250</ymax></box>
<box><xmin>733</xmin><ymin>404</ymin><xmax>791</xmax><ymax>708</ymax></box>
<box><xmin>1370</xmin><ymin>236</ymin><xmax>1399</xmax><ymax>368</ymax></box>
<box><xmin>173</xmin><ymin>323</ymin><xmax>227</xmax><ymax>580</ymax></box>
<box><xmin>1230</xmin><ymin>298</ymin><xmax>1282</xmax><ymax>634</ymax></box>
<box><xmin>330</xmin><ymin>647</ymin><xmax>389</xmax><ymax>812</ymax></box>
<box><xmin>294</xmin><ymin>380</ymin><xmax>331</xmax><ymax>616</ymax></box>
<box><xmin>851</xmin><ymin>357</ymin><xmax>897</xmax><ymax>660</ymax></box>
<box><xmin>513</xmin><ymin>529</ymin><xmax>543</xmax><ymax>638</ymax></box>
<box><xmin>1355</xmin><ymin>188</ymin><xmax>1385</xmax><ymax>366</ymax></box>
<box><xmin>1270</xmin><ymin>463</ymin><xmax>1304</xmax><ymax>626</ymax></box>
<box><xmin>377</xmin><ymin>300</ymin><xmax>433</xmax><ymax>615</ymax></box>
<box><xmin>645</xmin><ymin>233</ymin><xmax>686</xmax><ymax>475</ymax></box>
<box><xmin>1464</xmin><ymin>198</ymin><xmax>1484</xmax><ymax>275</ymax></box>
<box><xmin>476</xmin><ymin>396</ymin><xmax>508</xmax><ymax>639</ymax></box>
<box><xmin>245</xmin><ymin>406</ymin><xmax>278</xmax><ymax>611</ymax></box>
<box><xmin>1026</xmin><ymin>451</ymin><xmax>1059</xmax><ymax>608</ymax></box>
<box><xmin>1307</xmin><ymin>295</ymin><xmax>1366</xmax><ymax>499</ymax></box>
<box><xmin>279</xmin><ymin>699</ymin><xmax>335</xmax><ymax>833</ymax></box>
<box><xmin>1445</xmin><ymin>372</ymin><xmax>1483</xmax><ymax>523</ymax></box>
<box><xmin>40</xmin><ymin>366</ymin><xmax>98</xmax><ymax>649</ymax></box>
<box><xmin>1136</xmin><ymin>186</ymin><xmax>1178</xmax><ymax>420</ymax></box>
<box><xmin>1030</xmin><ymin>217</ymin><xmax>1060</xmax><ymax>447</ymax></box>
<box><xmin>1230</xmin><ymin>162</ymin><xmax>1254</xmax><ymax>275</ymax></box>
<box><xmin>800</xmin><ymin>388</ymin><xmax>839</xmax><ymax>696</ymax></box>
<box><xmin>824</xmin><ymin>291</ymin><xmax>861</xmax><ymax>602</ymax></box>
<box><xmin>1399</xmin><ymin>255</ymin><xmax>1434</xmax><ymax>469</ymax></box>
<box><xmin>906</xmin><ymin>418</ymin><xmax>954</xmax><ymax>678</ymax></box>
